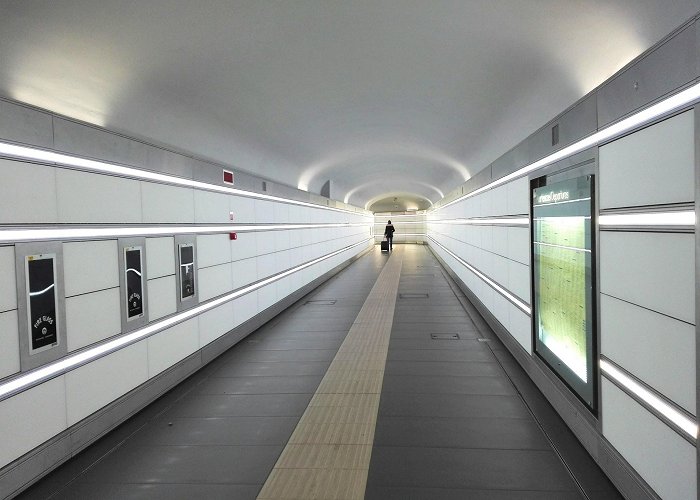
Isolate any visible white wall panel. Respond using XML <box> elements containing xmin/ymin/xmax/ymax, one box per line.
<box><xmin>232</xmin><ymin>257</ymin><xmax>258</xmax><ymax>290</ymax></box>
<box><xmin>506</xmin><ymin>177</ymin><xmax>529</xmax><ymax>215</ymax></box>
<box><xmin>507</xmin><ymin>227</ymin><xmax>529</xmax><ymax>265</ymax></box>
<box><xmin>601</xmin><ymin>294</ymin><xmax>695</xmax><ymax>413</ymax></box>
<box><xmin>194</xmin><ymin>190</ymin><xmax>230</xmax><ymax>223</ymax></box>
<box><xmin>257</xmin><ymin>253</ymin><xmax>278</xmax><ymax>279</ymax></box>
<box><xmin>490</xmin><ymin>254</ymin><xmax>509</xmax><ymax>293</ymax></box>
<box><xmin>274</xmin><ymin>229</ymin><xmax>291</xmax><ymax>252</ymax></box>
<box><xmin>198</xmin><ymin>263</ymin><xmax>233</xmax><ymax>301</ymax></box>
<box><xmin>145</xmin><ymin>237</ymin><xmax>175</xmax><ymax>279</ymax></box>
<box><xmin>233</xmin><ymin>291</ymin><xmax>258</xmax><ymax>326</ymax></box>
<box><xmin>510</xmin><ymin>307</ymin><xmax>532</xmax><ymax>353</ymax></box>
<box><xmin>230</xmin><ymin>196</ymin><xmax>256</xmax><ymax>223</ymax></box>
<box><xmin>231</xmin><ymin>231</ymin><xmax>257</xmax><ymax>261</ymax></box>
<box><xmin>198</xmin><ymin>301</ymin><xmax>235</xmax><ymax>347</ymax></box>
<box><xmin>0</xmin><ymin>159</ymin><xmax>57</xmax><ymax>224</ymax></box>
<box><xmin>66</xmin><ymin>288</ymin><xmax>121</xmax><ymax>351</ymax></box>
<box><xmin>57</xmin><ymin>169</ymin><xmax>141</xmax><ymax>223</ymax></box>
<box><xmin>197</xmin><ymin>234</ymin><xmax>231</xmax><ymax>269</ymax></box>
<box><xmin>0</xmin><ymin>310</ymin><xmax>20</xmax><ymax>379</ymax></box>
<box><xmin>141</xmin><ymin>182</ymin><xmax>194</xmax><ymax>223</ymax></box>
<box><xmin>602</xmin><ymin>379</ymin><xmax>696</xmax><ymax>500</ymax></box>
<box><xmin>258</xmin><ymin>283</ymin><xmax>277</xmax><ymax>311</ymax></box>
<box><xmin>492</xmin><ymin>227</ymin><xmax>508</xmax><ymax>257</ymax></box>
<box><xmin>147</xmin><ymin>318</ymin><xmax>198</xmax><ymax>377</ymax></box>
<box><xmin>273</xmin><ymin>202</ymin><xmax>289</xmax><ymax>223</ymax></box>
<box><xmin>254</xmin><ymin>200</ymin><xmax>274</xmax><ymax>223</ymax></box>
<box><xmin>63</xmin><ymin>240</ymin><xmax>119</xmax><ymax>297</ymax></box>
<box><xmin>600</xmin><ymin>111</ymin><xmax>694</xmax><ymax>209</ymax></box>
<box><xmin>256</xmin><ymin>231</ymin><xmax>276</xmax><ymax>255</ymax></box>
<box><xmin>66</xmin><ymin>342</ymin><xmax>148</xmax><ymax>425</ymax></box>
<box><xmin>600</xmin><ymin>232</ymin><xmax>694</xmax><ymax>323</ymax></box>
<box><xmin>508</xmin><ymin>260</ymin><xmax>530</xmax><ymax>304</ymax></box>
<box><xmin>0</xmin><ymin>246</ymin><xmax>17</xmax><ymax>312</ymax></box>
<box><xmin>147</xmin><ymin>275</ymin><xmax>177</xmax><ymax>321</ymax></box>
<box><xmin>0</xmin><ymin>377</ymin><xmax>66</xmax><ymax>469</ymax></box>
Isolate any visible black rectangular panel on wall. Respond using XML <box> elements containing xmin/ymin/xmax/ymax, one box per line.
<box><xmin>15</xmin><ymin>241</ymin><xmax>68</xmax><ymax>371</ymax></box>
<box><xmin>26</xmin><ymin>256</ymin><xmax>59</xmax><ymax>353</ymax></box>
<box><xmin>531</xmin><ymin>174</ymin><xmax>597</xmax><ymax>412</ymax></box>
<box><xmin>118</xmin><ymin>238</ymin><xmax>148</xmax><ymax>332</ymax></box>
<box><xmin>125</xmin><ymin>247</ymin><xmax>144</xmax><ymax>320</ymax></box>
<box><xmin>175</xmin><ymin>235</ymin><xmax>198</xmax><ymax>312</ymax></box>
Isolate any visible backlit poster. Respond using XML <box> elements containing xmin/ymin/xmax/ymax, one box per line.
<box><xmin>532</xmin><ymin>175</ymin><xmax>596</xmax><ymax>410</ymax></box>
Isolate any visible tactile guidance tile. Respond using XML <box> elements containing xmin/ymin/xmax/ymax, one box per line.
<box><xmin>258</xmin><ymin>247</ymin><xmax>404</xmax><ymax>500</ymax></box>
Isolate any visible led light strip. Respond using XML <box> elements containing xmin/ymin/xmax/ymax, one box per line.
<box><xmin>599</xmin><ymin>211</ymin><xmax>695</xmax><ymax>228</ymax></box>
<box><xmin>376</xmin><ymin>233</ymin><xmax>427</xmax><ymax>237</ymax></box>
<box><xmin>373</xmin><ymin>221</ymin><xmax>425</xmax><ymax>225</ymax></box>
<box><xmin>0</xmin><ymin>222</ymin><xmax>370</xmax><ymax>244</ymax></box>
<box><xmin>0</xmin><ymin>142</ymin><xmax>372</xmax><ymax>216</ymax></box>
<box><xmin>428</xmin><ymin>235</ymin><xmax>531</xmax><ymax>314</ymax></box>
<box><xmin>437</xmin><ymin>81</ymin><xmax>700</xmax><ymax>211</ymax></box>
<box><xmin>0</xmin><ymin>238</ymin><xmax>372</xmax><ymax>401</ymax></box>
<box><xmin>600</xmin><ymin>358</ymin><xmax>697</xmax><ymax>440</ymax></box>
<box><xmin>427</xmin><ymin>217</ymin><xmax>529</xmax><ymax>226</ymax></box>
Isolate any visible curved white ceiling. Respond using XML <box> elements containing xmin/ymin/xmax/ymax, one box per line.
<box><xmin>0</xmin><ymin>1</ymin><xmax>697</xmax><ymax>209</ymax></box>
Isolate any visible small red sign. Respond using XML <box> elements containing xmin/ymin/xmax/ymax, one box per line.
<box><xmin>223</xmin><ymin>170</ymin><xmax>234</xmax><ymax>185</ymax></box>
<box><xmin>229</xmin><ymin>233</ymin><xmax>237</xmax><ymax>240</ymax></box>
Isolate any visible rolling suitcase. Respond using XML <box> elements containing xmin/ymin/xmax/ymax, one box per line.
<box><xmin>381</xmin><ymin>239</ymin><xmax>390</xmax><ymax>252</ymax></box>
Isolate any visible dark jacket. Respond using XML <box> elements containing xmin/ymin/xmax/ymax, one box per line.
<box><xmin>384</xmin><ymin>224</ymin><xmax>395</xmax><ymax>238</ymax></box>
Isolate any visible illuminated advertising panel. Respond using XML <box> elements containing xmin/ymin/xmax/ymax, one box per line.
<box><xmin>532</xmin><ymin>175</ymin><xmax>596</xmax><ymax>411</ymax></box>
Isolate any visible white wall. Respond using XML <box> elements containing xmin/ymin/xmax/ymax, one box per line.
<box><xmin>373</xmin><ymin>212</ymin><xmax>426</xmax><ymax>244</ymax></box>
<box><xmin>427</xmin><ymin>111</ymin><xmax>696</xmax><ymax>500</ymax></box>
<box><xmin>0</xmin><ymin>129</ymin><xmax>373</xmax><ymax>473</ymax></box>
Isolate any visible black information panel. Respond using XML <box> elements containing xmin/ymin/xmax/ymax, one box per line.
<box><xmin>26</xmin><ymin>255</ymin><xmax>59</xmax><ymax>354</ymax></box>
<box><xmin>125</xmin><ymin>247</ymin><xmax>144</xmax><ymax>320</ymax></box>
<box><xmin>179</xmin><ymin>244</ymin><xmax>195</xmax><ymax>300</ymax></box>
<box><xmin>532</xmin><ymin>175</ymin><xmax>597</xmax><ymax>412</ymax></box>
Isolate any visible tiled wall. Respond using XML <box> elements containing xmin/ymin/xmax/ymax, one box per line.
<box><xmin>0</xmin><ymin>118</ymin><xmax>373</xmax><ymax>473</ymax></box>
<box><xmin>427</xmin><ymin>110</ymin><xmax>697</xmax><ymax>500</ymax></box>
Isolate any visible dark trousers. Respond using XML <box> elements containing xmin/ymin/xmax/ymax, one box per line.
<box><xmin>387</xmin><ymin>237</ymin><xmax>393</xmax><ymax>250</ymax></box>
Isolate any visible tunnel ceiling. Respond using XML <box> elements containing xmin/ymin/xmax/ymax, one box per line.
<box><xmin>0</xmin><ymin>1</ymin><xmax>696</xmax><ymax>210</ymax></box>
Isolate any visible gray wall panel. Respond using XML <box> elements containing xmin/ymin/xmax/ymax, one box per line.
<box><xmin>598</xmin><ymin>22</ymin><xmax>698</xmax><ymax>127</ymax></box>
<box><xmin>0</xmin><ymin>100</ymin><xmax>54</xmax><ymax>148</ymax></box>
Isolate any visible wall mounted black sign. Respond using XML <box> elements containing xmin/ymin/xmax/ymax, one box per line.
<box><xmin>125</xmin><ymin>248</ymin><xmax>144</xmax><ymax>319</ymax></box>
<box><xmin>27</xmin><ymin>256</ymin><xmax>58</xmax><ymax>352</ymax></box>
<box><xmin>179</xmin><ymin>244</ymin><xmax>195</xmax><ymax>300</ymax></box>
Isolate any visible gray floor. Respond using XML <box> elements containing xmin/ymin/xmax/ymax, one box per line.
<box><xmin>18</xmin><ymin>245</ymin><xmax>621</xmax><ymax>500</ymax></box>
<box><xmin>364</xmin><ymin>245</ymin><xmax>621</xmax><ymax>500</ymax></box>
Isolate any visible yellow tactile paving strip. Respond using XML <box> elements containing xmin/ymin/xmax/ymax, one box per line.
<box><xmin>258</xmin><ymin>247</ymin><xmax>403</xmax><ymax>500</ymax></box>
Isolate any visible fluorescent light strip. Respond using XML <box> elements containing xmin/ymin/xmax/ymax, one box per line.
<box><xmin>428</xmin><ymin>217</ymin><xmax>529</xmax><ymax>226</ymax></box>
<box><xmin>0</xmin><ymin>142</ymin><xmax>370</xmax><ymax>216</ymax></box>
<box><xmin>599</xmin><ymin>211</ymin><xmax>695</xmax><ymax>227</ymax></box>
<box><xmin>438</xmin><ymin>82</ymin><xmax>700</xmax><ymax>211</ymax></box>
<box><xmin>0</xmin><ymin>238</ymin><xmax>371</xmax><ymax>401</ymax></box>
<box><xmin>0</xmin><ymin>222</ymin><xmax>370</xmax><ymax>244</ymax></box>
<box><xmin>428</xmin><ymin>235</ymin><xmax>531</xmax><ymax>314</ymax></box>
<box><xmin>600</xmin><ymin>359</ymin><xmax>697</xmax><ymax>439</ymax></box>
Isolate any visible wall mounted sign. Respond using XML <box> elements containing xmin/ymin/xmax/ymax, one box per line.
<box><xmin>25</xmin><ymin>254</ymin><xmax>59</xmax><ymax>355</ymax></box>
<box><xmin>531</xmin><ymin>174</ymin><xmax>597</xmax><ymax>412</ymax></box>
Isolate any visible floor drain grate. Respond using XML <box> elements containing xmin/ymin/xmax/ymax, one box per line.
<box><xmin>305</xmin><ymin>299</ymin><xmax>337</xmax><ymax>305</ymax></box>
<box><xmin>431</xmin><ymin>333</ymin><xmax>460</xmax><ymax>340</ymax></box>
<box><xmin>477</xmin><ymin>338</ymin><xmax>492</xmax><ymax>342</ymax></box>
<box><xmin>399</xmin><ymin>293</ymin><xmax>429</xmax><ymax>299</ymax></box>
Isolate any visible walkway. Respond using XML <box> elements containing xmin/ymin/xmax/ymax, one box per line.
<box><xmin>19</xmin><ymin>245</ymin><xmax>620</xmax><ymax>500</ymax></box>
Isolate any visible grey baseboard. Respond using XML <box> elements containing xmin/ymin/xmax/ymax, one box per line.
<box><xmin>1</xmin><ymin>246</ymin><xmax>373</xmax><ymax>500</ymax></box>
<box><xmin>427</xmin><ymin>244</ymin><xmax>660</xmax><ymax>500</ymax></box>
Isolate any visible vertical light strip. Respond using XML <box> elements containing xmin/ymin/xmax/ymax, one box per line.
<box><xmin>0</xmin><ymin>238</ymin><xmax>372</xmax><ymax>401</ymax></box>
<box><xmin>598</xmin><ymin>211</ymin><xmax>695</xmax><ymax>228</ymax></box>
<box><xmin>600</xmin><ymin>359</ymin><xmax>697</xmax><ymax>440</ymax></box>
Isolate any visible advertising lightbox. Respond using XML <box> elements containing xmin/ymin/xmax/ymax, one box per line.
<box><xmin>532</xmin><ymin>174</ymin><xmax>596</xmax><ymax>411</ymax></box>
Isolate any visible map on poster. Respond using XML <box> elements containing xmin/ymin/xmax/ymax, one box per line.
<box><xmin>533</xmin><ymin>175</ymin><xmax>593</xmax><ymax>392</ymax></box>
<box><xmin>534</xmin><ymin>216</ymin><xmax>588</xmax><ymax>381</ymax></box>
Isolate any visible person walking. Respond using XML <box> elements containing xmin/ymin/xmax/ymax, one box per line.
<box><xmin>384</xmin><ymin>220</ymin><xmax>395</xmax><ymax>251</ymax></box>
